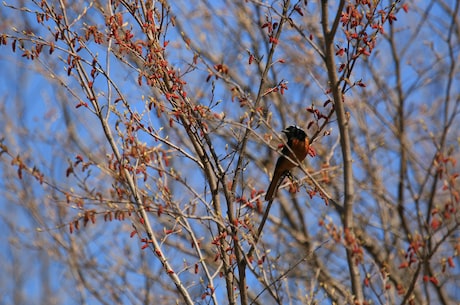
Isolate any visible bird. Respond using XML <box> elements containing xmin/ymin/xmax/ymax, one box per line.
<box><xmin>265</xmin><ymin>125</ymin><xmax>310</xmax><ymax>201</ymax></box>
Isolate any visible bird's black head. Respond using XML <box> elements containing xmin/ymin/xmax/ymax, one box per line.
<box><xmin>282</xmin><ymin>125</ymin><xmax>307</xmax><ymax>141</ymax></box>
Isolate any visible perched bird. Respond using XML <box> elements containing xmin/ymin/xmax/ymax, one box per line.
<box><xmin>265</xmin><ymin>125</ymin><xmax>309</xmax><ymax>201</ymax></box>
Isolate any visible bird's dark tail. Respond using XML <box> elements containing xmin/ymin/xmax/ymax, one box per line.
<box><xmin>265</xmin><ymin>171</ymin><xmax>286</xmax><ymax>201</ymax></box>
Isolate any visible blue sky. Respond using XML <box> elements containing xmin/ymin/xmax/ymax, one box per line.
<box><xmin>0</xmin><ymin>0</ymin><xmax>459</xmax><ymax>304</ymax></box>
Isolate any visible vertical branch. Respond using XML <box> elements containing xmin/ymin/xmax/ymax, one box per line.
<box><xmin>388</xmin><ymin>19</ymin><xmax>411</xmax><ymax>238</ymax></box>
<box><xmin>320</xmin><ymin>0</ymin><xmax>363</xmax><ymax>303</ymax></box>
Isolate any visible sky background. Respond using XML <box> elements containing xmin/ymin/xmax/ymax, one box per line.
<box><xmin>0</xmin><ymin>0</ymin><xmax>459</xmax><ymax>304</ymax></box>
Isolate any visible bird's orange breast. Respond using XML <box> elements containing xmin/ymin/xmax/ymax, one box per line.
<box><xmin>291</xmin><ymin>138</ymin><xmax>309</xmax><ymax>162</ymax></box>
